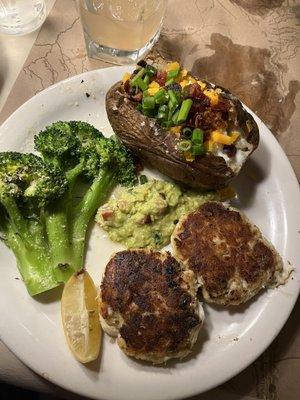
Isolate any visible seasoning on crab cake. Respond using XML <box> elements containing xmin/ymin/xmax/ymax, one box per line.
<box><xmin>99</xmin><ymin>249</ymin><xmax>203</xmax><ymax>364</ymax></box>
<box><xmin>171</xmin><ymin>202</ymin><xmax>285</xmax><ymax>306</ymax></box>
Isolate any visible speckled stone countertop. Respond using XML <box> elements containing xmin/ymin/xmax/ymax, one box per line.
<box><xmin>0</xmin><ymin>1</ymin><xmax>299</xmax><ymax>399</ymax></box>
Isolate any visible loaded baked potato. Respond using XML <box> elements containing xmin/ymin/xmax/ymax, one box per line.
<box><xmin>106</xmin><ymin>60</ymin><xmax>259</xmax><ymax>190</ymax></box>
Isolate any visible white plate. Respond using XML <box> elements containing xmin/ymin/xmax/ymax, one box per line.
<box><xmin>0</xmin><ymin>67</ymin><xmax>299</xmax><ymax>400</ymax></box>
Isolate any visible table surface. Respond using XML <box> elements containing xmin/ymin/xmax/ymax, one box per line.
<box><xmin>0</xmin><ymin>1</ymin><xmax>299</xmax><ymax>399</ymax></box>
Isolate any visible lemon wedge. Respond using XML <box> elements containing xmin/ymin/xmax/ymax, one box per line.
<box><xmin>61</xmin><ymin>270</ymin><xmax>101</xmax><ymax>363</ymax></box>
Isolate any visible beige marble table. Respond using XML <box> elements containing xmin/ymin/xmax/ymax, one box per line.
<box><xmin>0</xmin><ymin>1</ymin><xmax>299</xmax><ymax>399</ymax></box>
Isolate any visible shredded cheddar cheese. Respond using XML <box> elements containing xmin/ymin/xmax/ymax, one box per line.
<box><xmin>170</xmin><ymin>126</ymin><xmax>182</xmax><ymax>135</ymax></box>
<box><xmin>166</xmin><ymin>62</ymin><xmax>180</xmax><ymax>72</ymax></box>
<box><xmin>197</xmin><ymin>80</ymin><xmax>206</xmax><ymax>90</ymax></box>
<box><xmin>122</xmin><ymin>72</ymin><xmax>131</xmax><ymax>84</ymax></box>
<box><xmin>204</xmin><ymin>140</ymin><xmax>215</xmax><ymax>152</ymax></box>
<box><xmin>229</xmin><ymin>131</ymin><xmax>240</xmax><ymax>143</ymax></box>
<box><xmin>204</xmin><ymin>89</ymin><xmax>219</xmax><ymax>105</ymax></box>
<box><xmin>180</xmin><ymin>79</ymin><xmax>189</xmax><ymax>88</ymax></box>
<box><xmin>148</xmin><ymin>81</ymin><xmax>160</xmax><ymax>96</ymax></box>
<box><xmin>184</xmin><ymin>152</ymin><xmax>195</xmax><ymax>162</ymax></box>
<box><xmin>211</xmin><ymin>131</ymin><xmax>233</xmax><ymax>145</ymax></box>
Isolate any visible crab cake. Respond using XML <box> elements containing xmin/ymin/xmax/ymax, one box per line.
<box><xmin>99</xmin><ymin>250</ymin><xmax>203</xmax><ymax>364</ymax></box>
<box><xmin>172</xmin><ymin>202</ymin><xmax>284</xmax><ymax>306</ymax></box>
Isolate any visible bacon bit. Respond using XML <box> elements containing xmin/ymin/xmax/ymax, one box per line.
<box><xmin>123</xmin><ymin>79</ymin><xmax>131</xmax><ymax>92</ymax></box>
<box><xmin>130</xmin><ymin>92</ymin><xmax>143</xmax><ymax>102</ymax></box>
<box><xmin>101</xmin><ymin>210</ymin><xmax>115</xmax><ymax>221</ymax></box>
<box><xmin>138</xmin><ymin>214</ymin><xmax>152</xmax><ymax>225</ymax></box>
<box><xmin>212</xmin><ymin>97</ymin><xmax>230</xmax><ymax>112</ymax></box>
<box><xmin>189</xmin><ymin>83</ymin><xmax>205</xmax><ymax>99</ymax></box>
<box><xmin>156</xmin><ymin>70</ymin><xmax>167</xmax><ymax>86</ymax></box>
<box><xmin>137</xmin><ymin>60</ymin><xmax>147</xmax><ymax>67</ymax></box>
<box><xmin>190</xmin><ymin>109</ymin><xmax>227</xmax><ymax>131</ymax></box>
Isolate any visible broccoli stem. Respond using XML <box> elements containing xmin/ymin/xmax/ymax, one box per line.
<box><xmin>6</xmin><ymin>228</ymin><xmax>59</xmax><ymax>296</ymax></box>
<box><xmin>45</xmin><ymin>162</ymin><xmax>85</xmax><ymax>282</ymax></box>
<box><xmin>45</xmin><ymin>200</ymin><xmax>74</xmax><ymax>282</ymax></box>
<box><xmin>66</xmin><ymin>161</ymin><xmax>85</xmax><ymax>187</ymax></box>
<box><xmin>71</xmin><ymin>169</ymin><xmax>116</xmax><ymax>271</ymax></box>
<box><xmin>1</xmin><ymin>196</ymin><xmax>31</xmax><ymax>246</ymax></box>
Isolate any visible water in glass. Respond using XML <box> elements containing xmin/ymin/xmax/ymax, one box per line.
<box><xmin>78</xmin><ymin>0</ymin><xmax>167</xmax><ymax>64</ymax></box>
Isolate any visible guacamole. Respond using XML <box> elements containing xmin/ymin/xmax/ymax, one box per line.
<box><xmin>96</xmin><ymin>180</ymin><xmax>219</xmax><ymax>249</ymax></box>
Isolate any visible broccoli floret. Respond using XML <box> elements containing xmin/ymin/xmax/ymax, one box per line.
<box><xmin>34</xmin><ymin>121</ymin><xmax>137</xmax><ymax>278</ymax></box>
<box><xmin>0</xmin><ymin>122</ymin><xmax>137</xmax><ymax>297</ymax></box>
<box><xmin>0</xmin><ymin>152</ymin><xmax>68</xmax><ymax>295</ymax></box>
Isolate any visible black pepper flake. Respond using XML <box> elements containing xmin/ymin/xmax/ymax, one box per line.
<box><xmin>85</xmin><ymin>92</ymin><xmax>90</xmax><ymax>98</ymax></box>
<box><xmin>81</xmin><ymin>79</ymin><xmax>84</xmax><ymax>83</ymax></box>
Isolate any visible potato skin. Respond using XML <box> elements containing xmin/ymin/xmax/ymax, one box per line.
<box><xmin>106</xmin><ymin>80</ymin><xmax>259</xmax><ymax>190</ymax></box>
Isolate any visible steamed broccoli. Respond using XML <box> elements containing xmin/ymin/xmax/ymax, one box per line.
<box><xmin>0</xmin><ymin>152</ymin><xmax>68</xmax><ymax>295</ymax></box>
<box><xmin>0</xmin><ymin>122</ymin><xmax>137</xmax><ymax>296</ymax></box>
<box><xmin>34</xmin><ymin>121</ymin><xmax>137</xmax><ymax>274</ymax></box>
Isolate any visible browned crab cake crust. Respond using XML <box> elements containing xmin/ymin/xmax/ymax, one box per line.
<box><xmin>171</xmin><ymin>202</ymin><xmax>283</xmax><ymax>306</ymax></box>
<box><xmin>99</xmin><ymin>250</ymin><xmax>203</xmax><ymax>364</ymax></box>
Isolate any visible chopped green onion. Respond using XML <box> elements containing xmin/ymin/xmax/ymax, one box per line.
<box><xmin>154</xmin><ymin>88</ymin><xmax>169</xmax><ymax>105</ymax></box>
<box><xmin>139</xmin><ymin>175</ymin><xmax>148</xmax><ymax>184</ymax></box>
<box><xmin>135</xmin><ymin>77</ymin><xmax>148</xmax><ymax>91</ymax></box>
<box><xmin>168</xmin><ymin>90</ymin><xmax>179</xmax><ymax>106</ymax></box>
<box><xmin>178</xmin><ymin>140</ymin><xmax>192</xmax><ymax>152</ymax></box>
<box><xmin>192</xmin><ymin>128</ymin><xmax>204</xmax><ymax>144</ymax></box>
<box><xmin>191</xmin><ymin>143</ymin><xmax>205</xmax><ymax>156</ymax></box>
<box><xmin>183</xmin><ymin>127</ymin><xmax>192</xmax><ymax>138</ymax></box>
<box><xmin>172</xmin><ymin>109</ymin><xmax>180</xmax><ymax>123</ymax></box>
<box><xmin>161</xmin><ymin>120</ymin><xmax>174</xmax><ymax>128</ymax></box>
<box><xmin>145</xmin><ymin>64</ymin><xmax>157</xmax><ymax>77</ymax></box>
<box><xmin>143</xmin><ymin>75</ymin><xmax>150</xmax><ymax>85</ymax></box>
<box><xmin>168</xmin><ymin>104</ymin><xmax>177</xmax><ymax>120</ymax></box>
<box><xmin>165</xmin><ymin>78</ymin><xmax>174</xmax><ymax>86</ymax></box>
<box><xmin>142</xmin><ymin>96</ymin><xmax>155</xmax><ymax>110</ymax></box>
<box><xmin>157</xmin><ymin>105</ymin><xmax>169</xmax><ymax>121</ymax></box>
<box><xmin>177</xmin><ymin>99</ymin><xmax>193</xmax><ymax>123</ymax></box>
<box><xmin>130</xmin><ymin>67</ymin><xmax>146</xmax><ymax>85</ymax></box>
<box><xmin>167</xmin><ymin>69</ymin><xmax>179</xmax><ymax>80</ymax></box>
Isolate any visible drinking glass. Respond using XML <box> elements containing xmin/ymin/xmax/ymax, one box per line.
<box><xmin>78</xmin><ymin>0</ymin><xmax>167</xmax><ymax>64</ymax></box>
<box><xmin>0</xmin><ymin>0</ymin><xmax>46</xmax><ymax>36</ymax></box>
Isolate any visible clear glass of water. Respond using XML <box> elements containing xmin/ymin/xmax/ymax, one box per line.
<box><xmin>0</xmin><ymin>0</ymin><xmax>46</xmax><ymax>36</ymax></box>
<box><xmin>78</xmin><ymin>0</ymin><xmax>167</xmax><ymax>65</ymax></box>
